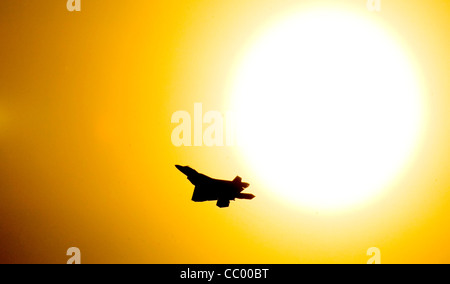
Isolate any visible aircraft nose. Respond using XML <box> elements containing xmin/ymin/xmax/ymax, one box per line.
<box><xmin>175</xmin><ymin>165</ymin><xmax>197</xmax><ymax>176</ymax></box>
<box><xmin>175</xmin><ymin>165</ymin><xmax>189</xmax><ymax>174</ymax></box>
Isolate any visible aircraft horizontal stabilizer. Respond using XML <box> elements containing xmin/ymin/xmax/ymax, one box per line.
<box><xmin>237</xmin><ymin>193</ymin><xmax>255</xmax><ymax>200</ymax></box>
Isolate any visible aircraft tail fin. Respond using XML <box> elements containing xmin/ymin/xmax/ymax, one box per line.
<box><xmin>233</xmin><ymin>176</ymin><xmax>242</xmax><ymax>183</ymax></box>
<box><xmin>233</xmin><ymin>176</ymin><xmax>250</xmax><ymax>190</ymax></box>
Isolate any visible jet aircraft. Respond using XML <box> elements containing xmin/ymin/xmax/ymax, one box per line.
<box><xmin>176</xmin><ymin>165</ymin><xmax>255</xmax><ymax>208</ymax></box>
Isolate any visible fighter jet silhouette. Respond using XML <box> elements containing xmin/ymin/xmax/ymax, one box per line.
<box><xmin>176</xmin><ymin>165</ymin><xmax>255</xmax><ymax>208</ymax></box>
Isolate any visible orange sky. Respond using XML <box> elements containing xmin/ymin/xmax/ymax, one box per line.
<box><xmin>0</xmin><ymin>0</ymin><xmax>449</xmax><ymax>263</ymax></box>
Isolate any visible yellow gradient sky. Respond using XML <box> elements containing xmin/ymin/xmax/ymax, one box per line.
<box><xmin>0</xmin><ymin>0</ymin><xmax>449</xmax><ymax>263</ymax></box>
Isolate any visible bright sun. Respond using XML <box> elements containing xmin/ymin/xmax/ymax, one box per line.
<box><xmin>231</xmin><ymin>9</ymin><xmax>424</xmax><ymax>211</ymax></box>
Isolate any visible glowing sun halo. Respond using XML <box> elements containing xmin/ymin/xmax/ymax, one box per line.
<box><xmin>231</xmin><ymin>9</ymin><xmax>424</xmax><ymax>211</ymax></box>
